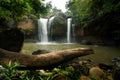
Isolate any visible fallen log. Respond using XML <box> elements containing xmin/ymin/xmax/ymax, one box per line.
<box><xmin>0</xmin><ymin>48</ymin><xmax>94</xmax><ymax>69</ymax></box>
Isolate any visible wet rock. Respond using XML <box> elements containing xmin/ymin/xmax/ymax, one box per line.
<box><xmin>68</xmin><ymin>58</ymin><xmax>95</xmax><ymax>69</ymax></box>
<box><xmin>112</xmin><ymin>61</ymin><xmax>120</xmax><ymax>80</ymax></box>
<box><xmin>80</xmin><ymin>75</ymin><xmax>91</xmax><ymax>80</ymax></box>
<box><xmin>98</xmin><ymin>63</ymin><xmax>113</xmax><ymax>71</ymax></box>
<box><xmin>50</xmin><ymin>74</ymin><xmax>71</xmax><ymax>80</ymax></box>
<box><xmin>0</xmin><ymin>28</ymin><xmax>24</xmax><ymax>52</ymax></box>
<box><xmin>32</xmin><ymin>49</ymin><xmax>51</xmax><ymax>55</ymax></box>
<box><xmin>89</xmin><ymin>66</ymin><xmax>106</xmax><ymax>80</ymax></box>
<box><xmin>112</xmin><ymin>57</ymin><xmax>120</xmax><ymax>63</ymax></box>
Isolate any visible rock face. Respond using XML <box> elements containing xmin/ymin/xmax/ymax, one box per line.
<box><xmin>0</xmin><ymin>28</ymin><xmax>24</xmax><ymax>52</ymax></box>
<box><xmin>17</xmin><ymin>18</ymin><xmax>37</xmax><ymax>39</ymax></box>
<box><xmin>49</xmin><ymin>17</ymin><xmax>67</xmax><ymax>42</ymax></box>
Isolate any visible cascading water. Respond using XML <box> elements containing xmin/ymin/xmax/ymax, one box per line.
<box><xmin>67</xmin><ymin>18</ymin><xmax>72</xmax><ymax>43</ymax></box>
<box><xmin>48</xmin><ymin>16</ymin><xmax>55</xmax><ymax>41</ymax></box>
<box><xmin>48</xmin><ymin>16</ymin><xmax>55</xmax><ymax>30</ymax></box>
<box><xmin>38</xmin><ymin>18</ymin><xmax>48</xmax><ymax>43</ymax></box>
<box><xmin>37</xmin><ymin>17</ymin><xmax>73</xmax><ymax>44</ymax></box>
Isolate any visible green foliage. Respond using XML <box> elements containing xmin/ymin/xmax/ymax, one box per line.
<box><xmin>0</xmin><ymin>0</ymin><xmax>29</xmax><ymax>21</ymax></box>
<box><xmin>0</xmin><ymin>0</ymin><xmax>51</xmax><ymax>21</ymax></box>
<box><xmin>90</xmin><ymin>0</ymin><xmax>120</xmax><ymax>18</ymax></box>
<box><xmin>50</xmin><ymin>7</ymin><xmax>62</xmax><ymax>15</ymax></box>
<box><xmin>0</xmin><ymin>62</ymin><xmax>91</xmax><ymax>80</ymax></box>
<box><xmin>66</xmin><ymin>0</ymin><xmax>92</xmax><ymax>26</ymax></box>
<box><xmin>0</xmin><ymin>61</ymin><xmax>51</xmax><ymax>80</ymax></box>
<box><xmin>3</xmin><ymin>61</ymin><xmax>22</xmax><ymax>80</ymax></box>
<box><xmin>66</xmin><ymin>0</ymin><xmax>120</xmax><ymax>26</ymax></box>
<box><xmin>28</xmin><ymin>0</ymin><xmax>52</xmax><ymax>18</ymax></box>
<box><xmin>66</xmin><ymin>0</ymin><xmax>120</xmax><ymax>43</ymax></box>
<box><xmin>87</xmin><ymin>0</ymin><xmax>120</xmax><ymax>39</ymax></box>
<box><xmin>53</xmin><ymin>17</ymin><xmax>66</xmax><ymax>26</ymax></box>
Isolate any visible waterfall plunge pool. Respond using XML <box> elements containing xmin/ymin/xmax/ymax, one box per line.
<box><xmin>21</xmin><ymin>42</ymin><xmax>120</xmax><ymax>65</ymax></box>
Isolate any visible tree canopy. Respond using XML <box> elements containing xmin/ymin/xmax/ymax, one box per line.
<box><xmin>0</xmin><ymin>0</ymin><xmax>51</xmax><ymax>21</ymax></box>
<box><xmin>66</xmin><ymin>0</ymin><xmax>120</xmax><ymax>41</ymax></box>
<box><xmin>66</xmin><ymin>0</ymin><xmax>92</xmax><ymax>26</ymax></box>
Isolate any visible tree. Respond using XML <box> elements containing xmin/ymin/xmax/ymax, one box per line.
<box><xmin>87</xmin><ymin>0</ymin><xmax>120</xmax><ymax>38</ymax></box>
<box><xmin>66</xmin><ymin>0</ymin><xmax>120</xmax><ymax>45</ymax></box>
<box><xmin>0</xmin><ymin>0</ymin><xmax>51</xmax><ymax>28</ymax></box>
<box><xmin>66</xmin><ymin>0</ymin><xmax>91</xmax><ymax>26</ymax></box>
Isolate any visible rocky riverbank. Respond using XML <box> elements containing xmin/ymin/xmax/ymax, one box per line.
<box><xmin>0</xmin><ymin>58</ymin><xmax>114</xmax><ymax>80</ymax></box>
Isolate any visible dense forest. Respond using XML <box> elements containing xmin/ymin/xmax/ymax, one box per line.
<box><xmin>0</xmin><ymin>0</ymin><xmax>120</xmax><ymax>45</ymax></box>
<box><xmin>0</xmin><ymin>0</ymin><xmax>51</xmax><ymax>28</ymax></box>
<box><xmin>66</xmin><ymin>0</ymin><xmax>120</xmax><ymax>46</ymax></box>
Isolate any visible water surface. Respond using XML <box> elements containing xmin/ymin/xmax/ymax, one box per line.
<box><xmin>21</xmin><ymin>42</ymin><xmax>120</xmax><ymax>64</ymax></box>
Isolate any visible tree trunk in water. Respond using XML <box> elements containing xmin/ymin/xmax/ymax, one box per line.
<box><xmin>0</xmin><ymin>48</ymin><xmax>94</xmax><ymax>69</ymax></box>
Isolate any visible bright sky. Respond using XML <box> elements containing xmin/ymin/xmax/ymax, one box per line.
<box><xmin>43</xmin><ymin>0</ymin><xmax>69</xmax><ymax>12</ymax></box>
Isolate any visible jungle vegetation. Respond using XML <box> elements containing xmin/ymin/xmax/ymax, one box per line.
<box><xmin>0</xmin><ymin>0</ymin><xmax>51</xmax><ymax>28</ymax></box>
<box><xmin>66</xmin><ymin>0</ymin><xmax>120</xmax><ymax>44</ymax></box>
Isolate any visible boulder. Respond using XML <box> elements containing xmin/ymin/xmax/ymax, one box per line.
<box><xmin>0</xmin><ymin>28</ymin><xmax>24</xmax><ymax>52</ymax></box>
<box><xmin>32</xmin><ymin>49</ymin><xmax>51</xmax><ymax>55</ymax></box>
<box><xmin>89</xmin><ymin>66</ymin><xmax>106</xmax><ymax>80</ymax></box>
<box><xmin>80</xmin><ymin>75</ymin><xmax>91</xmax><ymax>80</ymax></box>
<box><xmin>50</xmin><ymin>74</ymin><xmax>71</xmax><ymax>80</ymax></box>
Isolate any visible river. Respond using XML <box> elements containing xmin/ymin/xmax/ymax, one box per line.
<box><xmin>21</xmin><ymin>42</ymin><xmax>120</xmax><ymax>65</ymax></box>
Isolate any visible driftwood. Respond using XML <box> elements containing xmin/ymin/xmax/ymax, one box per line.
<box><xmin>0</xmin><ymin>48</ymin><xmax>94</xmax><ymax>69</ymax></box>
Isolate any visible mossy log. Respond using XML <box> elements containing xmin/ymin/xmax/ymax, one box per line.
<box><xmin>0</xmin><ymin>48</ymin><xmax>94</xmax><ymax>69</ymax></box>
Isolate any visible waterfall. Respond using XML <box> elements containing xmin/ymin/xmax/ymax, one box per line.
<box><xmin>38</xmin><ymin>18</ymin><xmax>48</xmax><ymax>43</ymax></box>
<box><xmin>37</xmin><ymin>17</ymin><xmax>73</xmax><ymax>44</ymax></box>
<box><xmin>48</xmin><ymin>16</ymin><xmax>55</xmax><ymax>30</ymax></box>
<box><xmin>48</xmin><ymin>16</ymin><xmax>55</xmax><ymax>41</ymax></box>
<box><xmin>67</xmin><ymin>18</ymin><xmax>72</xmax><ymax>43</ymax></box>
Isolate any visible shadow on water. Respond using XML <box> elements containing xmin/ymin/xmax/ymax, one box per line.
<box><xmin>21</xmin><ymin>42</ymin><xmax>120</xmax><ymax>64</ymax></box>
